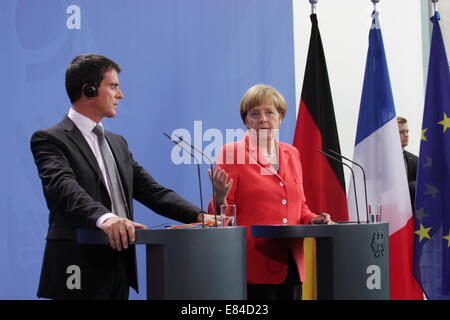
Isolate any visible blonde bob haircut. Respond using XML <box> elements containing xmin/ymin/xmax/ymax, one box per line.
<box><xmin>239</xmin><ymin>84</ymin><xmax>287</xmax><ymax>125</ymax></box>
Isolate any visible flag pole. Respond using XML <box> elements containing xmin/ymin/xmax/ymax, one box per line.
<box><xmin>309</xmin><ymin>0</ymin><xmax>318</xmax><ymax>15</ymax></box>
<box><xmin>371</xmin><ymin>0</ymin><xmax>380</xmax><ymax>11</ymax></box>
<box><xmin>431</xmin><ymin>0</ymin><xmax>439</xmax><ymax>15</ymax></box>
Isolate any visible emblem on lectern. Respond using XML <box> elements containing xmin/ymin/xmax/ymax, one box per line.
<box><xmin>371</xmin><ymin>231</ymin><xmax>385</xmax><ymax>258</ymax></box>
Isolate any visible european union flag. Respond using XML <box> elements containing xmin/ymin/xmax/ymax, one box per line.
<box><xmin>414</xmin><ymin>12</ymin><xmax>450</xmax><ymax>300</ymax></box>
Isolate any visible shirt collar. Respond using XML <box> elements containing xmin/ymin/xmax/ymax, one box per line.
<box><xmin>68</xmin><ymin>107</ymin><xmax>103</xmax><ymax>136</ymax></box>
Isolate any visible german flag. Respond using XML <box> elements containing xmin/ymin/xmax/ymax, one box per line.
<box><xmin>293</xmin><ymin>14</ymin><xmax>348</xmax><ymax>299</ymax></box>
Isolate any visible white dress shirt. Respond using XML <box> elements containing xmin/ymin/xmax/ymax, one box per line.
<box><xmin>67</xmin><ymin>108</ymin><xmax>117</xmax><ymax>227</ymax></box>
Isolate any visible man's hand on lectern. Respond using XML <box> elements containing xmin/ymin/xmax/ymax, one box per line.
<box><xmin>100</xmin><ymin>216</ymin><xmax>147</xmax><ymax>251</ymax></box>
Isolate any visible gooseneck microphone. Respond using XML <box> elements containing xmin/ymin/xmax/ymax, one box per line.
<box><xmin>171</xmin><ymin>133</ymin><xmax>218</xmax><ymax>227</ymax></box>
<box><xmin>328</xmin><ymin>149</ymin><xmax>369</xmax><ymax>223</ymax></box>
<box><xmin>316</xmin><ymin>150</ymin><xmax>361</xmax><ymax>224</ymax></box>
<box><xmin>163</xmin><ymin>132</ymin><xmax>205</xmax><ymax>228</ymax></box>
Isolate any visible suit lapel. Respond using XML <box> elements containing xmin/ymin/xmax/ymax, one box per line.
<box><xmin>244</xmin><ymin>134</ymin><xmax>284</xmax><ymax>180</ymax></box>
<box><xmin>277</xmin><ymin>144</ymin><xmax>290</xmax><ymax>181</ymax></box>
<box><xmin>60</xmin><ymin>116</ymin><xmax>107</xmax><ymax>188</ymax></box>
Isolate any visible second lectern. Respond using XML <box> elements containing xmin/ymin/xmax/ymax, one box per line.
<box><xmin>251</xmin><ymin>223</ymin><xmax>390</xmax><ymax>300</ymax></box>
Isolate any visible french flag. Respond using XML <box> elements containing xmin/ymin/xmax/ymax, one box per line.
<box><xmin>348</xmin><ymin>11</ymin><xmax>423</xmax><ymax>299</ymax></box>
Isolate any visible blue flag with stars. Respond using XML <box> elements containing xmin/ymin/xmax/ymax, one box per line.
<box><xmin>414</xmin><ymin>12</ymin><xmax>450</xmax><ymax>300</ymax></box>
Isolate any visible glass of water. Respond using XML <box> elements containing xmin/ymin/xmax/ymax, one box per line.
<box><xmin>220</xmin><ymin>204</ymin><xmax>236</xmax><ymax>227</ymax></box>
<box><xmin>368</xmin><ymin>204</ymin><xmax>382</xmax><ymax>224</ymax></box>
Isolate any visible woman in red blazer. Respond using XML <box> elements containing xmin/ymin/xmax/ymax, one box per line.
<box><xmin>209</xmin><ymin>84</ymin><xmax>333</xmax><ymax>300</ymax></box>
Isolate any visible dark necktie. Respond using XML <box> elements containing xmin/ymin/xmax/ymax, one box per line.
<box><xmin>92</xmin><ymin>124</ymin><xmax>128</xmax><ymax>218</ymax></box>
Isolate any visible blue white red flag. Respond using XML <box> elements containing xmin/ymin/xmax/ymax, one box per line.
<box><xmin>348</xmin><ymin>11</ymin><xmax>422</xmax><ymax>299</ymax></box>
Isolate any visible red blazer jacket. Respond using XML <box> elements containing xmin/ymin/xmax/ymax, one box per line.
<box><xmin>209</xmin><ymin>134</ymin><xmax>317</xmax><ymax>284</ymax></box>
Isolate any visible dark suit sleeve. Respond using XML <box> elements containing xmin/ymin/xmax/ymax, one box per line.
<box><xmin>110</xmin><ymin>134</ymin><xmax>200</xmax><ymax>224</ymax></box>
<box><xmin>409</xmin><ymin>154</ymin><xmax>418</xmax><ymax>208</ymax></box>
<box><xmin>410</xmin><ymin>154</ymin><xmax>418</xmax><ymax>182</ymax></box>
<box><xmin>130</xmin><ymin>158</ymin><xmax>201</xmax><ymax>224</ymax></box>
<box><xmin>30</xmin><ymin>130</ymin><xmax>109</xmax><ymax>229</ymax></box>
<box><xmin>405</xmin><ymin>151</ymin><xmax>418</xmax><ymax>209</ymax></box>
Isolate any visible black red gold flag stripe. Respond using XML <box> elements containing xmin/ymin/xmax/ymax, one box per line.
<box><xmin>293</xmin><ymin>14</ymin><xmax>348</xmax><ymax>222</ymax></box>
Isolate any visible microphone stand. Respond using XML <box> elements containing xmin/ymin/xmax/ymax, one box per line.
<box><xmin>328</xmin><ymin>149</ymin><xmax>369</xmax><ymax>224</ymax></box>
<box><xmin>316</xmin><ymin>150</ymin><xmax>361</xmax><ymax>224</ymax></box>
<box><xmin>171</xmin><ymin>133</ymin><xmax>218</xmax><ymax>227</ymax></box>
<box><xmin>163</xmin><ymin>132</ymin><xmax>205</xmax><ymax>228</ymax></box>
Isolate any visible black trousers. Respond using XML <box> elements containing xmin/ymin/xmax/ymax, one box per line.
<box><xmin>37</xmin><ymin>240</ymin><xmax>130</xmax><ymax>300</ymax></box>
<box><xmin>247</xmin><ymin>254</ymin><xmax>302</xmax><ymax>300</ymax></box>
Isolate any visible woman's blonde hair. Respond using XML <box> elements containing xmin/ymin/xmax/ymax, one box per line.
<box><xmin>239</xmin><ymin>84</ymin><xmax>287</xmax><ymax>124</ymax></box>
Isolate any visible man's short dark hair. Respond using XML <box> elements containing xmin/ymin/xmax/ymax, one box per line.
<box><xmin>65</xmin><ymin>54</ymin><xmax>121</xmax><ymax>103</ymax></box>
<box><xmin>397</xmin><ymin>116</ymin><xmax>407</xmax><ymax>124</ymax></box>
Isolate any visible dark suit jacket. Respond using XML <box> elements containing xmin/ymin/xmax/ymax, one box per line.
<box><xmin>404</xmin><ymin>150</ymin><xmax>418</xmax><ymax>208</ymax></box>
<box><xmin>31</xmin><ymin>116</ymin><xmax>200</xmax><ymax>299</ymax></box>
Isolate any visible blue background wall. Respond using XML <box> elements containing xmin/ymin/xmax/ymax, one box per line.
<box><xmin>0</xmin><ymin>0</ymin><xmax>297</xmax><ymax>299</ymax></box>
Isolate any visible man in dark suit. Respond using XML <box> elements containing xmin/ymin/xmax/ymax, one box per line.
<box><xmin>30</xmin><ymin>54</ymin><xmax>215</xmax><ymax>299</ymax></box>
<box><xmin>397</xmin><ymin>116</ymin><xmax>418</xmax><ymax>210</ymax></box>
